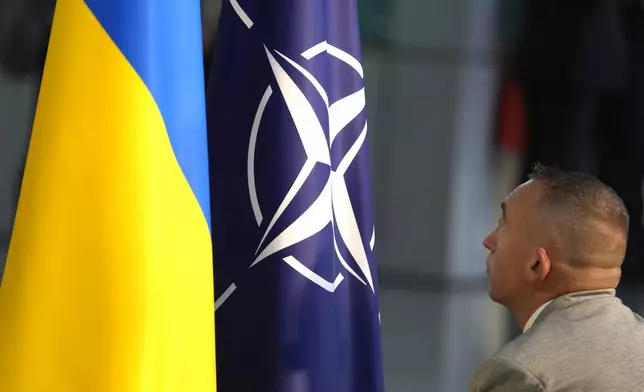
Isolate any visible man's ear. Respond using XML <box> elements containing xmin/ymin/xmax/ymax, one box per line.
<box><xmin>528</xmin><ymin>247</ymin><xmax>551</xmax><ymax>282</ymax></box>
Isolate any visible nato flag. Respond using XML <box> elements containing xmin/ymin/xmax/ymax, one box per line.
<box><xmin>206</xmin><ymin>1</ymin><xmax>384</xmax><ymax>391</ymax></box>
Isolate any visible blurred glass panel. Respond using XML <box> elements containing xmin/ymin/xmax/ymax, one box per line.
<box><xmin>358</xmin><ymin>0</ymin><xmax>392</xmax><ymax>41</ymax></box>
<box><xmin>0</xmin><ymin>0</ymin><xmax>54</xmax><ymax>79</ymax></box>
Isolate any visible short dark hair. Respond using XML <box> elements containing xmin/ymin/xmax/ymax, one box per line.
<box><xmin>528</xmin><ymin>163</ymin><xmax>629</xmax><ymax>267</ymax></box>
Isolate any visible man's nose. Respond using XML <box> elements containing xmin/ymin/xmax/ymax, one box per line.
<box><xmin>482</xmin><ymin>230</ymin><xmax>496</xmax><ymax>251</ymax></box>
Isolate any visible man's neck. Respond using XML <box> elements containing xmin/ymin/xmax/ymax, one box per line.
<box><xmin>515</xmin><ymin>305</ymin><xmax>541</xmax><ymax>331</ymax></box>
<box><xmin>523</xmin><ymin>300</ymin><xmax>554</xmax><ymax>331</ymax></box>
<box><xmin>510</xmin><ymin>296</ymin><xmax>554</xmax><ymax>331</ymax></box>
<box><xmin>512</xmin><ymin>285</ymin><xmax>618</xmax><ymax>331</ymax></box>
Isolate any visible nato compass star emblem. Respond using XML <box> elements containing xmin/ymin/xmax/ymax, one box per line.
<box><xmin>245</xmin><ymin>41</ymin><xmax>376</xmax><ymax>294</ymax></box>
<box><xmin>215</xmin><ymin>2</ymin><xmax>376</xmax><ymax>312</ymax></box>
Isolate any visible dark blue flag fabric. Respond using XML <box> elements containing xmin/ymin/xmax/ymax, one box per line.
<box><xmin>206</xmin><ymin>1</ymin><xmax>384</xmax><ymax>391</ymax></box>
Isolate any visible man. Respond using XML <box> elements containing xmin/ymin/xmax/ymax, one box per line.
<box><xmin>469</xmin><ymin>164</ymin><xmax>644</xmax><ymax>391</ymax></box>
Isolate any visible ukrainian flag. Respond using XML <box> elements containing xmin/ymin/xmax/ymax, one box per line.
<box><xmin>0</xmin><ymin>0</ymin><xmax>216</xmax><ymax>391</ymax></box>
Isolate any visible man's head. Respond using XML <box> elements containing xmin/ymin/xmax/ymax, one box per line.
<box><xmin>484</xmin><ymin>164</ymin><xmax>629</xmax><ymax>311</ymax></box>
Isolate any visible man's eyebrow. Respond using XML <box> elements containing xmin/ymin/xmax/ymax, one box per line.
<box><xmin>501</xmin><ymin>201</ymin><xmax>506</xmax><ymax>219</ymax></box>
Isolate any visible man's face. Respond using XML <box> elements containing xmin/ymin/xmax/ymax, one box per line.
<box><xmin>483</xmin><ymin>180</ymin><xmax>542</xmax><ymax>305</ymax></box>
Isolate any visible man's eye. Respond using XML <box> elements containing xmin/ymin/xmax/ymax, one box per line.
<box><xmin>497</xmin><ymin>218</ymin><xmax>503</xmax><ymax>225</ymax></box>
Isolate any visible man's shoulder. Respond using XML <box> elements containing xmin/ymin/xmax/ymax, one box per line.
<box><xmin>489</xmin><ymin>296</ymin><xmax>644</xmax><ymax>390</ymax></box>
<box><xmin>497</xmin><ymin>303</ymin><xmax>643</xmax><ymax>365</ymax></box>
<box><xmin>492</xmin><ymin>330</ymin><xmax>554</xmax><ymax>372</ymax></box>
<box><xmin>469</xmin><ymin>355</ymin><xmax>545</xmax><ymax>392</ymax></box>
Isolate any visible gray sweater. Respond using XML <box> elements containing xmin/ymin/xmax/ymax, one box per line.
<box><xmin>469</xmin><ymin>289</ymin><xmax>644</xmax><ymax>391</ymax></box>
